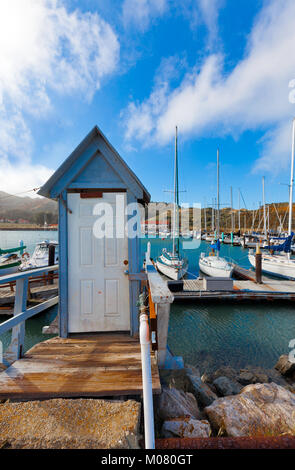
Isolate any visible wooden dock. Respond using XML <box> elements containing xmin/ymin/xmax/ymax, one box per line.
<box><xmin>0</xmin><ymin>334</ymin><xmax>161</xmax><ymax>400</ymax></box>
<box><xmin>0</xmin><ymin>279</ymin><xmax>58</xmax><ymax>309</ymax></box>
<box><xmin>173</xmin><ymin>278</ymin><xmax>295</xmax><ymax>301</ymax></box>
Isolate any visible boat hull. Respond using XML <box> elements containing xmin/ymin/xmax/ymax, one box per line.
<box><xmin>156</xmin><ymin>259</ymin><xmax>187</xmax><ymax>280</ymax></box>
<box><xmin>199</xmin><ymin>256</ymin><xmax>233</xmax><ymax>278</ymax></box>
<box><xmin>0</xmin><ymin>263</ymin><xmax>20</xmax><ymax>277</ymax></box>
<box><xmin>248</xmin><ymin>253</ymin><xmax>295</xmax><ymax>279</ymax></box>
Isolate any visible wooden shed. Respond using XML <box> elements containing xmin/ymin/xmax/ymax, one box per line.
<box><xmin>39</xmin><ymin>126</ymin><xmax>150</xmax><ymax>338</ymax></box>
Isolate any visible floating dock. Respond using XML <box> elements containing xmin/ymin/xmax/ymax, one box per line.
<box><xmin>0</xmin><ymin>334</ymin><xmax>161</xmax><ymax>400</ymax></box>
<box><xmin>172</xmin><ymin>278</ymin><xmax>295</xmax><ymax>301</ymax></box>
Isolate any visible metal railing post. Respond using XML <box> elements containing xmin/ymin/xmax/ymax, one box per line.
<box><xmin>139</xmin><ymin>292</ymin><xmax>155</xmax><ymax>450</ymax></box>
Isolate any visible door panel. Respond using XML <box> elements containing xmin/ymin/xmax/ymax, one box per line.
<box><xmin>67</xmin><ymin>192</ymin><xmax>130</xmax><ymax>332</ymax></box>
<box><xmin>105</xmin><ymin>279</ymin><xmax>119</xmax><ymax>315</ymax></box>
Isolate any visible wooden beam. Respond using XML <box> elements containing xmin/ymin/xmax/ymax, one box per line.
<box><xmin>0</xmin><ymin>297</ymin><xmax>58</xmax><ymax>337</ymax></box>
<box><xmin>0</xmin><ymin>265</ymin><xmax>58</xmax><ymax>286</ymax></box>
<box><xmin>145</xmin><ymin>260</ymin><xmax>174</xmax><ymax>304</ymax></box>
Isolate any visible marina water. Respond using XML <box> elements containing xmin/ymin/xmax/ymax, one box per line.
<box><xmin>1</xmin><ymin>231</ymin><xmax>295</xmax><ymax>372</ymax></box>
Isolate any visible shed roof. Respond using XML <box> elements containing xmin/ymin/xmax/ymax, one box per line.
<box><xmin>38</xmin><ymin>126</ymin><xmax>150</xmax><ymax>203</ymax></box>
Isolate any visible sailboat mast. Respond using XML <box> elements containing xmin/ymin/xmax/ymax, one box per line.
<box><xmin>230</xmin><ymin>186</ymin><xmax>234</xmax><ymax>232</ymax></box>
<box><xmin>238</xmin><ymin>189</ymin><xmax>241</xmax><ymax>232</ymax></box>
<box><xmin>204</xmin><ymin>198</ymin><xmax>207</xmax><ymax>232</ymax></box>
<box><xmin>172</xmin><ymin>126</ymin><xmax>179</xmax><ymax>256</ymax></box>
<box><xmin>262</xmin><ymin>176</ymin><xmax>267</xmax><ymax>239</ymax></box>
<box><xmin>288</xmin><ymin>118</ymin><xmax>295</xmax><ymax>236</ymax></box>
<box><xmin>217</xmin><ymin>149</ymin><xmax>220</xmax><ymax>237</ymax></box>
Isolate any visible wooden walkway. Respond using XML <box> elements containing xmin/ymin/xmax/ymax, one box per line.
<box><xmin>0</xmin><ymin>334</ymin><xmax>161</xmax><ymax>400</ymax></box>
<box><xmin>0</xmin><ymin>280</ymin><xmax>58</xmax><ymax>308</ymax></box>
<box><xmin>173</xmin><ymin>278</ymin><xmax>295</xmax><ymax>301</ymax></box>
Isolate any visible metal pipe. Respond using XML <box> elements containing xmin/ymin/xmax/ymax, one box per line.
<box><xmin>139</xmin><ymin>312</ymin><xmax>155</xmax><ymax>449</ymax></box>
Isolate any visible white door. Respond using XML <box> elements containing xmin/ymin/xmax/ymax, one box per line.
<box><xmin>67</xmin><ymin>192</ymin><xmax>130</xmax><ymax>332</ymax></box>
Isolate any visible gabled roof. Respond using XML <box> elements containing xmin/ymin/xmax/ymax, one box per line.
<box><xmin>38</xmin><ymin>125</ymin><xmax>150</xmax><ymax>203</ymax></box>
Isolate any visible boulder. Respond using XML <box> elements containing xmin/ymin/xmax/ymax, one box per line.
<box><xmin>237</xmin><ymin>370</ymin><xmax>255</xmax><ymax>385</ymax></box>
<box><xmin>205</xmin><ymin>382</ymin><xmax>295</xmax><ymax>437</ymax></box>
<box><xmin>213</xmin><ymin>376</ymin><xmax>242</xmax><ymax>397</ymax></box>
<box><xmin>185</xmin><ymin>365</ymin><xmax>201</xmax><ymax>377</ymax></box>
<box><xmin>186</xmin><ymin>371</ymin><xmax>218</xmax><ymax>407</ymax></box>
<box><xmin>160</xmin><ymin>369</ymin><xmax>192</xmax><ymax>392</ymax></box>
<box><xmin>252</xmin><ymin>372</ymin><xmax>269</xmax><ymax>384</ymax></box>
<box><xmin>275</xmin><ymin>355</ymin><xmax>295</xmax><ymax>377</ymax></box>
<box><xmin>212</xmin><ymin>366</ymin><xmax>237</xmax><ymax>382</ymax></box>
<box><xmin>162</xmin><ymin>417</ymin><xmax>211</xmax><ymax>438</ymax></box>
<box><xmin>157</xmin><ymin>387</ymin><xmax>200</xmax><ymax>421</ymax></box>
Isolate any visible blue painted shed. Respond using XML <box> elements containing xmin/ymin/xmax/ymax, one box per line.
<box><xmin>39</xmin><ymin>126</ymin><xmax>150</xmax><ymax>337</ymax></box>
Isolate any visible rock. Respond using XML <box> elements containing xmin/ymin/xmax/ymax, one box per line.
<box><xmin>157</xmin><ymin>387</ymin><xmax>200</xmax><ymax>421</ymax></box>
<box><xmin>285</xmin><ymin>384</ymin><xmax>295</xmax><ymax>394</ymax></box>
<box><xmin>0</xmin><ymin>364</ymin><xmax>7</xmax><ymax>372</ymax></box>
<box><xmin>186</xmin><ymin>371</ymin><xmax>218</xmax><ymax>407</ymax></box>
<box><xmin>213</xmin><ymin>376</ymin><xmax>242</xmax><ymax>397</ymax></box>
<box><xmin>160</xmin><ymin>369</ymin><xmax>192</xmax><ymax>392</ymax></box>
<box><xmin>252</xmin><ymin>372</ymin><xmax>269</xmax><ymax>384</ymax></box>
<box><xmin>264</xmin><ymin>368</ymin><xmax>289</xmax><ymax>386</ymax></box>
<box><xmin>185</xmin><ymin>365</ymin><xmax>201</xmax><ymax>377</ymax></box>
<box><xmin>205</xmin><ymin>382</ymin><xmax>295</xmax><ymax>437</ymax></box>
<box><xmin>201</xmin><ymin>373</ymin><xmax>212</xmax><ymax>383</ymax></box>
<box><xmin>162</xmin><ymin>417</ymin><xmax>211</xmax><ymax>438</ymax></box>
<box><xmin>237</xmin><ymin>370</ymin><xmax>255</xmax><ymax>385</ymax></box>
<box><xmin>212</xmin><ymin>366</ymin><xmax>237</xmax><ymax>382</ymax></box>
<box><xmin>275</xmin><ymin>355</ymin><xmax>295</xmax><ymax>377</ymax></box>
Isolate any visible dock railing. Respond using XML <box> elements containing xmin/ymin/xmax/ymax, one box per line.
<box><xmin>145</xmin><ymin>243</ymin><xmax>174</xmax><ymax>368</ymax></box>
<box><xmin>0</xmin><ymin>265</ymin><xmax>59</xmax><ymax>366</ymax></box>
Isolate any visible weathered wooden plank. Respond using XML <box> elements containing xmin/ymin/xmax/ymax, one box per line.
<box><xmin>0</xmin><ymin>334</ymin><xmax>161</xmax><ymax>399</ymax></box>
<box><xmin>145</xmin><ymin>260</ymin><xmax>174</xmax><ymax>304</ymax></box>
<box><xmin>0</xmin><ymin>265</ymin><xmax>58</xmax><ymax>285</ymax></box>
<box><xmin>0</xmin><ymin>282</ymin><xmax>58</xmax><ymax>307</ymax></box>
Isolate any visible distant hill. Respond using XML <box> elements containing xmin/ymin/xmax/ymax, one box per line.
<box><xmin>0</xmin><ymin>191</ymin><xmax>58</xmax><ymax>225</ymax></box>
<box><xmin>144</xmin><ymin>201</ymin><xmax>293</xmax><ymax>233</ymax></box>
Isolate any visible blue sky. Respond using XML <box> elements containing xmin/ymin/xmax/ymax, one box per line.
<box><xmin>1</xmin><ymin>0</ymin><xmax>295</xmax><ymax>210</ymax></box>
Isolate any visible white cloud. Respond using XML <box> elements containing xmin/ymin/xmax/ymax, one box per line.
<box><xmin>194</xmin><ymin>0</ymin><xmax>222</xmax><ymax>48</ymax></box>
<box><xmin>0</xmin><ymin>158</ymin><xmax>54</xmax><ymax>196</ymax></box>
<box><xmin>122</xmin><ymin>0</ymin><xmax>168</xmax><ymax>31</ymax></box>
<box><xmin>0</xmin><ymin>0</ymin><xmax>119</xmax><ymax>195</ymax></box>
<box><xmin>123</xmin><ymin>0</ymin><xmax>295</xmax><ymax>172</ymax></box>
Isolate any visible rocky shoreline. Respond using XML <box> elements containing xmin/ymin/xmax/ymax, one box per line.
<box><xmin>155</xmin><ymin>355</ymin><xmax>295</xmax><ymax>438</ymax></box>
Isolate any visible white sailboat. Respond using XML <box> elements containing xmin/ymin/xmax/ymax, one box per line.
<box><xmin>199</xmin><ymin>149</ymin><xmax>233</xmax><ymax>278</ymax></box>
<box><xmin>156</xmin><ymin>127</ymin><xmax>188</xmax><ymax>281</ymax></box>
<box><xmin>248</xmin><ymin>118</ymin><xmax>295</xmax><ymax>279</ymax></box>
